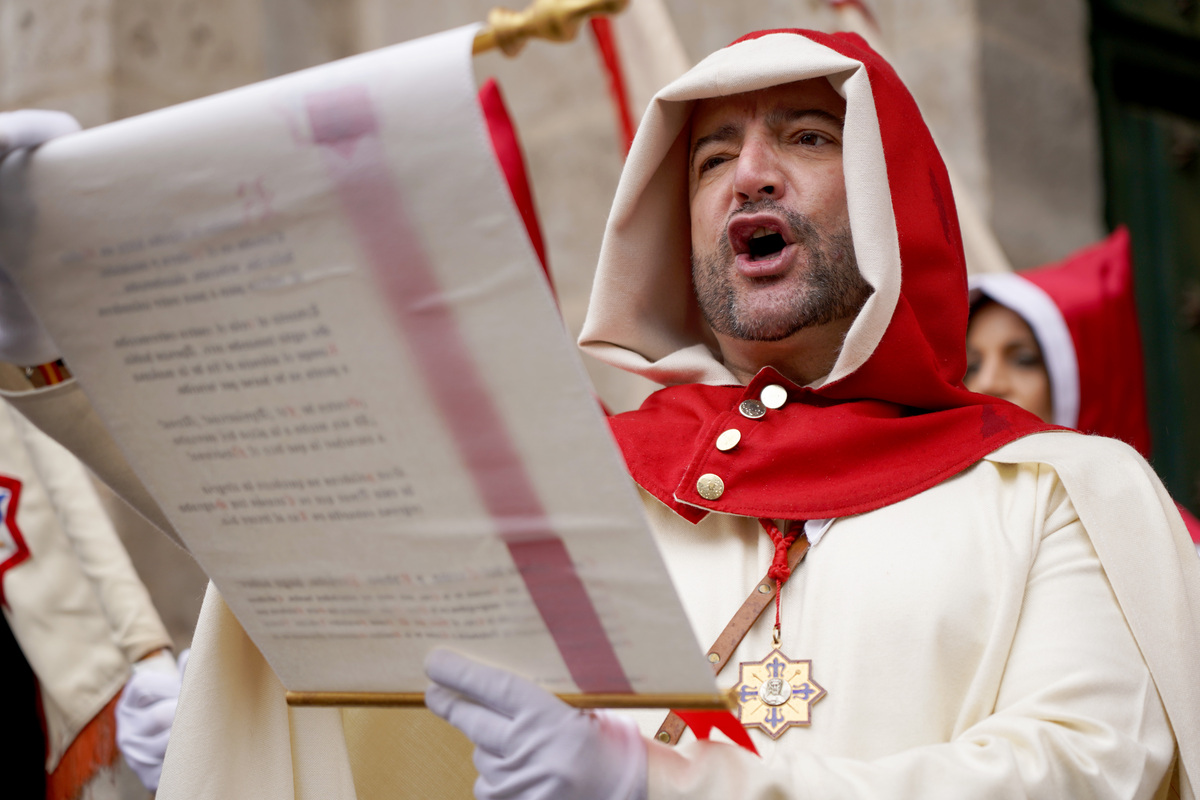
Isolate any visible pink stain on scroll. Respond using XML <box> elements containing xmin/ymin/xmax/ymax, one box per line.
<box><xmin>304</xmin><ymin>84</ymin><xmax>633</xmax><ymax>694</ymax></box>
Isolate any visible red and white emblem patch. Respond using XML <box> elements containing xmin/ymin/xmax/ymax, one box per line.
<box><xmin>0</xmin><ymin>475</ymin><xmax>29</xmax><ymax>606</ymax></box>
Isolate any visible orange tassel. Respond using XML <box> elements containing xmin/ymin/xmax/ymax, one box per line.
<box><xmin>45</xmin><ymin>692</ymin><xmax>121</xmax><ymax>800</ymax></box>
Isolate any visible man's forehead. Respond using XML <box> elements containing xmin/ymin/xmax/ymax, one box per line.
<box><xmin>689</xmin><ymin>78</ymin><xmax>846</xmax><ymax>139</ymax></box>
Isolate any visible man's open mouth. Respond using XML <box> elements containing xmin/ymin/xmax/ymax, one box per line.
<box><xmin>747</xmin><ymin>227</ymin><xmax>787</xmax><ymax>261</ymax></box>
<box><xmin>729</xmin><ymin>217</ymin><xmax>793</xmax><ymax>263</ymax></box>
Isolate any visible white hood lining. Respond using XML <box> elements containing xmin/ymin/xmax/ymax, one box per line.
<box><xmin>969</xmin><ymin>273</ymin><xmax>1080</xmax><ymax>428</ymax></box>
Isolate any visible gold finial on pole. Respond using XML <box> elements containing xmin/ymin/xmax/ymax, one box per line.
<box><xmin>473</xmin><ymin>0</ymin><xmax>629</xmax><ymax>57</ymax></box>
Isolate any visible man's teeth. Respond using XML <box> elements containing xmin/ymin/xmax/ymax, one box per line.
<box><xmin>751</xmin><ymin>227</ymin><xmax>774</xmax><ymax>239</ymax></box>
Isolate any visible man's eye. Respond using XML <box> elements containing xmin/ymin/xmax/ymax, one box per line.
<box><xmin>698</xmin><ymin>154</ymin><xmax>729</xmax><ymax>173</ymax></box>
<box><xmin>796</xmin><ymin>132</ymin><xmax>831</xmax><ymax>147</ymax></box>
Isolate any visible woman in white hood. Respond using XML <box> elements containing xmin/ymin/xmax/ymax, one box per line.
<box><xmin>967</xmin><ymin>226</ymin><xmax>1200</xmax><ymax>549</ymax></box>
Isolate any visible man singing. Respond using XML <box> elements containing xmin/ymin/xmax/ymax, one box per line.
<box><xmin>424</xmin><ymin>29</ymin><xmax>1199</xmax><ymax>800</ymax></box>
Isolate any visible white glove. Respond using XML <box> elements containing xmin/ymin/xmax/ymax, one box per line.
<box><xmin>0</xmin><ymin>268</ymin><xmax>58</xmax><ymax>366</ymax></box>
<box><xmin>425</xmin><ymin>649</ymin><xmax>648</xmax><ymax>800</ymax></box>
<box><xmin>116</xmin><ymin>648</ymin><xmax>188</xmax><ymax>792</ymax></box>
<box><xmin>0</xmin><ymin>110</ymin><xmax>80</xmax><ymax>154</ymax></box>
<box><xmin>0</xmin><ymin>109</ymin><xmax>79</xmax><ymax>367</ymax></box>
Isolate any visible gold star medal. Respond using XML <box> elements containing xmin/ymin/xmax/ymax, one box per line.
<box><xmin>733</xmin><ymin>647</ymin><xmax>825</xmax><ymax>739</ymax></box>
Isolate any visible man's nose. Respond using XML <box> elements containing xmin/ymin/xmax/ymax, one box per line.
<box><xmin>733</xmin><ymin>134</ymin><xmax>784</xmax><ymax>202</ymax></box>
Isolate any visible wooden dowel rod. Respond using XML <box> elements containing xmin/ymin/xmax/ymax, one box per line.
<box><xmin>287</xmin><ymin>690</ymin><xmax>733</xmax><ymax>709</ymax></box>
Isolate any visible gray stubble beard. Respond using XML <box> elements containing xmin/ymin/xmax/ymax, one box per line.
<box><xmin>691</xmin><ymin>201</ymin><xmax>873</xmax><ymax>342</ymax></box>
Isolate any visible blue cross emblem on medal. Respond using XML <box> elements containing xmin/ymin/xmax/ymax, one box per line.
<box><xmin>733</xmin><ymin>648</ymin><xmax>826</xmax><ymax>739</ymax></box>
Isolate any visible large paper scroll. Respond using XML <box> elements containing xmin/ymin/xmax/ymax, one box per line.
<box><xmin>0</xmin><ymin>25</ymin><xmax>716</xmax><ymax>701</ymax></box>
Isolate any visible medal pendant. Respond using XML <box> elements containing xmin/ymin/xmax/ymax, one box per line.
<box><xmin>733</xmin><ymin>648</ymin><xmax>825</xmax><ymax>739</ymax></box>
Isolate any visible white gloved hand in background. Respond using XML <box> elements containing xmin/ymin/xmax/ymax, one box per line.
<box><xmin>116</xmin><ymin>648</ymin><xmax>188</xmax><ymax>792</ymax></box>
<box><xmin>425</xmin><ymin>649</ymin><xmax>647</xmax><ymax>800</ymax></box>
<box><xmin>0</xmin><ymin>110</ymin><xmax>80</xmax><ymax>154</ymax></box>
<box><xmin>0</xmin><ymin>109</ymin><xmax>79</xmax><ymax>367</ymax></box>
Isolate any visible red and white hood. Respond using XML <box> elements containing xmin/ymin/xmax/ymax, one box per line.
<box><xmin>580</xmin><ymin>29</ymin><xmax>970</xmax><ymax>412</ymax></box>
<box><xmin>587</xmin><ymin>30</ymin><xmax>1053</xmax><ymax>523</ymax></box>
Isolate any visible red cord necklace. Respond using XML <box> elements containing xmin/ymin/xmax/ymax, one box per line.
<box><xmin>730</xmin><ymin>519</ymin><xmax>827</xmax><ymax>739</ymax></box>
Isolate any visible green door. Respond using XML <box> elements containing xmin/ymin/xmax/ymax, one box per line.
<box><xmin>1092</xmin><ymin>0</ymin><xmax>1200</xmax><ymax>515</ymax></box>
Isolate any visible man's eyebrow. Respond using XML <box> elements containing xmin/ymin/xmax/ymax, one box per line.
<box><xmin>764</xmin><ymin>107</ymin><xmax>845</xmax><ymax>130</ymax></box>
<box><xmin>690</xmin><ymin>123</ymin><xmax>741</xmax><ymax>167</ymax></box>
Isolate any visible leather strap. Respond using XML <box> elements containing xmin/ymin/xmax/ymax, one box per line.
<box><xmin>653</xmin><ymin>533</ymin><xmax>811</xmax><ymax>745</ymax></box>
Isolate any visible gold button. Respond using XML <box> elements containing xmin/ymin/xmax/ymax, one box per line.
<box><xmin>739</xmin><ymin>399</ymin><xmax>766</xmax><ymax>419</ymax></box>
<box><xmin>757</xmin><ymin>583</ymin><xmax>772</xmax><ymax>594</ymax></box>
<box><xmin>760</xmin><ymin>384</ymin><xmax>788</xmax><ymax>409</ymax></box>
<box><xmin>715</xmin><ymin>428</ymin><xmax>741</xmax><ymax>451</ymax></box>
<box><xmin>657</xmin><ymin>731</ymin><xmax>672</xmax><ymax>743</ymax></box>
<box><xmin>696</xmin><ymin>473</ymin><xmax>725</xmax><ymax>500</ymax></box>
<box><xmin>707</xmin><ymin>652</ymin><xmax>720</xmax><ymax>663</ymax></box>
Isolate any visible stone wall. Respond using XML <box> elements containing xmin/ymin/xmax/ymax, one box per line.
<box><xmin>0</xmin><ymin>0</ymin><xmax>114</xmax><ymax>127</ymax></box>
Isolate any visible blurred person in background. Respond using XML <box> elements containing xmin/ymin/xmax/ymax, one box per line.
<box><xmin>967</xmin><ymin>227</ymin><xmax>1200</xmax><ymax>552</ymax></box>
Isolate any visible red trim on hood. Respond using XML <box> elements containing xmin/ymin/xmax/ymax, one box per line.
<box><xmin>609</xmin><ymin>30</ymin><xmax>1054</xmax><ymax>522</ymax></box>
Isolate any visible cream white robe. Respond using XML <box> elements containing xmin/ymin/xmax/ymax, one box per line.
<box><xmin>637</xmin><ymin>433</ymin><xmax>1188</xmax><ymax>799</ymax></box>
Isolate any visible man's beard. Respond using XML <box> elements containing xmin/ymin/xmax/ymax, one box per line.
<box><xmin>691</xmin><ymin>201</ymin><xmax>873</xmax><ymax>342</ymax></box>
